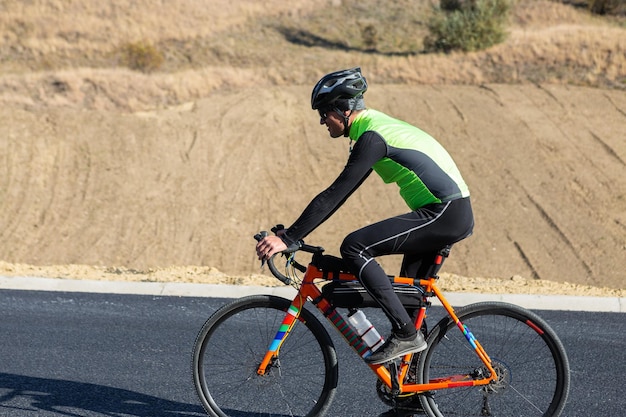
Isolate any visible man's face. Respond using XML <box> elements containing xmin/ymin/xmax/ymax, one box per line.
<box><xmin>318</xmin><ymin>108</ymin><xmax>345</xmax><ymax>138</ymax></box>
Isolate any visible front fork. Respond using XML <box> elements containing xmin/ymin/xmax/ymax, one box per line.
<box><xmin>256</xmin><ymin>298</ymin><xmax>304</xmax><ymax>376</ymax></box>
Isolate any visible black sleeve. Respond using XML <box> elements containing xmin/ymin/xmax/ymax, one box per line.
<box><xmin>282</xmin><ymin>132</ymin><xmax>387</xmax><ymax>246</ymax></box>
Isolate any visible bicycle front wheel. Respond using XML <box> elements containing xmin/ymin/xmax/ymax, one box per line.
<box><xmin>192</xmin><ymin>295</ymin><xmax>338</xmax><ymax>417</ymax></box>
<box><xmin>418</xmin><ymin>302</ymin><xmax>570</xmax><ymax>417</ymax></box>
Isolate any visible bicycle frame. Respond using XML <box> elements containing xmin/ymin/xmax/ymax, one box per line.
<box><xmin>256</xmin><ymin>261</ymin><xmax>498</xmax><ymax>394</ymax></box>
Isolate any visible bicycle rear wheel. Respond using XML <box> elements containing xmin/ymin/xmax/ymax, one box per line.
<box><xmin>418</xmin><ymin>302</ymin><xmax>570</xmax><ymax>417</ymax></box>
<box><xmin>192</xmin><ymin>295</ymin><xmax>338</xmax><ymax>417</ymax></box>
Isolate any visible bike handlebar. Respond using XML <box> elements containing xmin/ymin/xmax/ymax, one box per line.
<box><xmin>254</xmin><ymin>229</ymin><xmax>324</xmax><ymax>285</ymax></box>
<box><xmin>253</xmin><ymin>231</ymin><xmax>291</xmax><ymax>284</ymax></box>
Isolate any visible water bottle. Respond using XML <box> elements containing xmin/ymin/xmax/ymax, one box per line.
<box><xmin>348</xmin><ymin>309</ymin><xmax>385</xmax><ymax>352</ymax></box>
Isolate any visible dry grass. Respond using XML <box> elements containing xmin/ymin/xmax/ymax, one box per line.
<box><xmin>0</xmin><ymin>0</ymin><xmax>624</xmax><ymax>111</ymax></box>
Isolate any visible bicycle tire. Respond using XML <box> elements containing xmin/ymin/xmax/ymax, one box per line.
<box><xmin>418</xmin><ymin>302</ymin><xmax>570</xmax><ymax>417</ymax></box>
<box><xmin>192</xmin><ymin>295</ymin><xmax>339</xmax><ymax>417</ymax></box>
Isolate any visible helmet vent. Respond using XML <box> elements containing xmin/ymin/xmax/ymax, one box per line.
<box><xmin>311</xmin><ymin>67</ymin><xmax>368</xmax><ymax>109</ymax></box>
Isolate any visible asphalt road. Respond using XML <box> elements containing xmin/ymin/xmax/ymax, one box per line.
<box><xmin>0</xmin><ymin>289</ymin><xmax>624</xmax><ymax>417</ymax></box>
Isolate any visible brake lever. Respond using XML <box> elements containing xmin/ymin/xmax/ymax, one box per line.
<box><xmin>271</xmin><ymin>224</ymin><xmax>284</xmax><ymax>234</ymax></box>
<box><xmin>253</xmin><ymin>231</ymin><xmax>269</xmax><ymax>267</ymax></box>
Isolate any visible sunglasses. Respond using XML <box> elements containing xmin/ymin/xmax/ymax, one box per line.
<box><xmin>318</xmin><ymin>108</ymin><xmax>335</xmax><ymax>121</ymax></box>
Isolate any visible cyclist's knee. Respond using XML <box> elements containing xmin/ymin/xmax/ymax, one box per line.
<box><xmin>340</xmin><ymin>231</ymin><xmax>364</xmax><ymax>260</ymax></box>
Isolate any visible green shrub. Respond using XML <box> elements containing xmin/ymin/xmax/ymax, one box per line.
<box><xmin>360</xmin><ymin>23</ymin><xmax>379</xmax><ymax>52</ymax></box>
<box><xmin>554</xmin><ymin>0</ymin><xmax>626</xmax><ymax>16</ymax></box>
<box><xmin>440</xmin><ymin>0</ymin><xmax>478</xmax><ymax>11</ymax></box>
<box><xmin>118</xmin><ymin>41</ymin><xmax>164</xmax><ymax>72</ymax></box>
<box><xmin>424</xmin><ymin>0</ymin><xmax>511</xmax><ymax>53</ymax></box>
<box><xmin>588</xmin><ymin>0</ymin><xmax>626</xmax><ymax>15</ymax></box>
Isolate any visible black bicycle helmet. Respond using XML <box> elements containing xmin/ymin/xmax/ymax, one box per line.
<box><xmin>311</xmin><ymin>67</ymin><xmax>368</xmax><ymax>110</ymax></box>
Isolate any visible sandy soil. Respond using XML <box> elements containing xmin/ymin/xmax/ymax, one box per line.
<box><xmin>0</xmin><ymin>260</ymin><xmax>623</xmax><ymax>298</ymax></box>
<box><xmin>0</xmin><ymin>1</ymin><xmax>624</xmax><ymax>298</ymax></box>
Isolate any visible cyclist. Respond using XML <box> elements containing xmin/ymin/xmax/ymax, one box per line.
<box><xmin>256</xmin><ymin>67</ymin><xmax>474</xmax><ymax>366</ymax></box>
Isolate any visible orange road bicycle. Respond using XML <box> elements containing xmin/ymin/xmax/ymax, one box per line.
<box><xmin>192</xmin><ymin>231</ymin><xmax>570</xmax><ymax>417</ymax></box>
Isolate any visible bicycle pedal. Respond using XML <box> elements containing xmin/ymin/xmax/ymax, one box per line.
<box><xmin>387</xmin><ymin>362</ymin><xmax>401</xmax><ymax>396</ymax></box>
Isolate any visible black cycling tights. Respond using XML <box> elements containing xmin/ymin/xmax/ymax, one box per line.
<box><xmin>340</xmin><ymin>197</ymin><xmax>474</xmax><ymax>338</ymax></box>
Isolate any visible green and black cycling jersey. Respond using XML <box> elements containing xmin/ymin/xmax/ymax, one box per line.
<box><xmin>282</xmin><ymin>109</ymin><xmax>470</xmax><ymax>246</ymax></box>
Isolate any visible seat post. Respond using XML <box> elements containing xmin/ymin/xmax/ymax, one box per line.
<box><xmin>425</xmin><ymin>245</ymin><xmax>452</xmax><ymax>278</ymax></box>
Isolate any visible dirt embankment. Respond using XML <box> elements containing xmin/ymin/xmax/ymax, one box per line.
<box><xmin>0</xmin><ymin>1</ymin><xmax>624</xmax><ymax>296</ymax></box>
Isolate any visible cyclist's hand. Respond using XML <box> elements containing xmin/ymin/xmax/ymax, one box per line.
<box><xmin>256</xmin><ymin>235</ymin><xmax>287</xmax><ymax>261</ymax></box>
